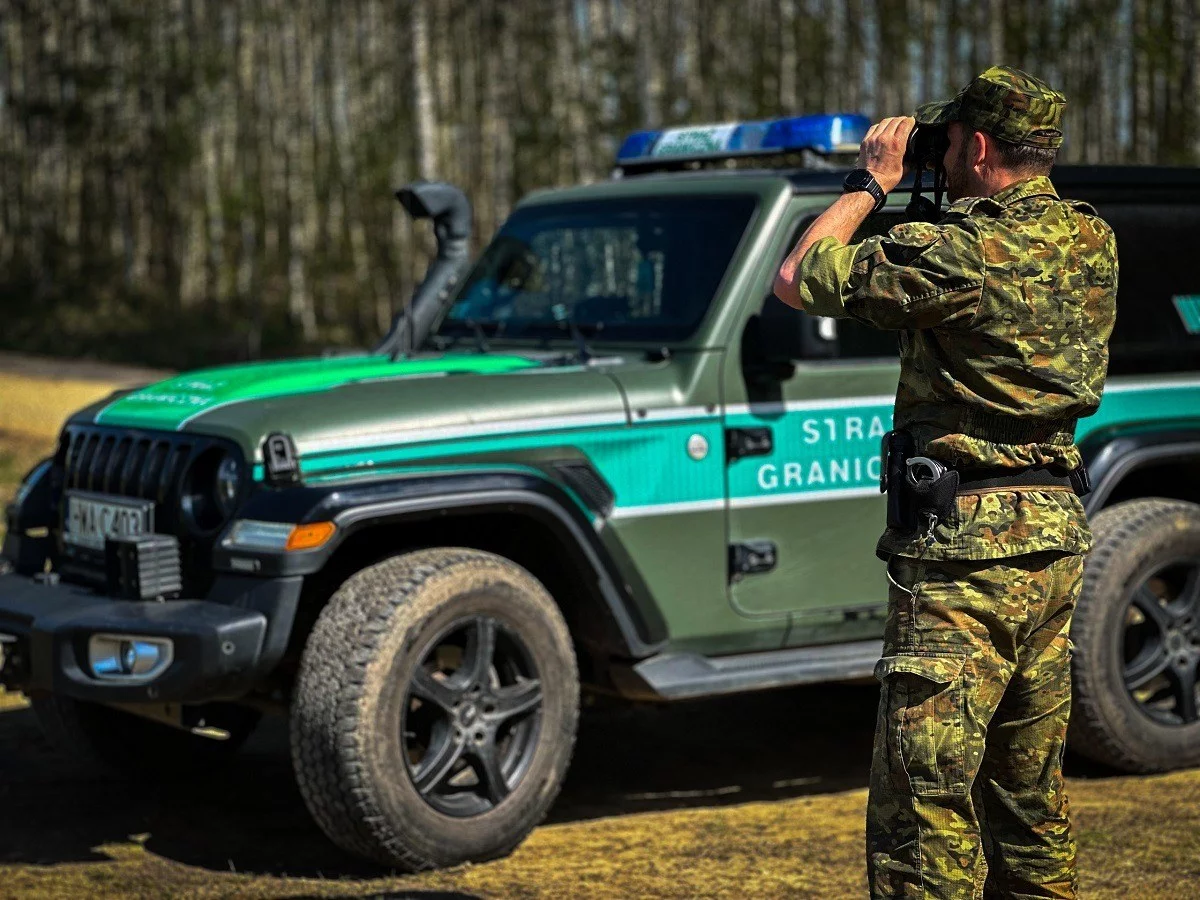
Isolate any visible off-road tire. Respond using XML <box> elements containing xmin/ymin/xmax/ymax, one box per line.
<box><xmin>290</xmin><ymin>547</ymin><xmax>579</xmax><ymax>870</ymax></box>
<box><xmin>32</xmin><ymin>695</ymin><xmax>260</xmax><ymax>778</ymax></box>
<box><xmin>1070</xmin><ymin>497</ymin><xmax>1200</xmax><ymax>772</ymax></box>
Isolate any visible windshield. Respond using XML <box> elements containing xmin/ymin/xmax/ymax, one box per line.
<box><xmin>434</xmin><ymin>194</ymin><xmax>758</xmax><ymax>344</ymax></box>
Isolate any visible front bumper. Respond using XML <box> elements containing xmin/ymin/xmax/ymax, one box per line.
<box><xmin>0</xmin><ymin>571</ymin><xmax>301</xmax><ymax>703</ymax></box>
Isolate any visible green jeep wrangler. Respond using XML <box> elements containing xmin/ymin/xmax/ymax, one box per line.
<box><xmin>3</xmin><ymin>113</ymin><xmax>1200</xmax><ymax>870</ymax></box>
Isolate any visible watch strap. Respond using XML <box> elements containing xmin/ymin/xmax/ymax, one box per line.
<box><xmin>843</xmin><ymin>169</ymin><xmax>887</xmax><ymax>213</ymax></box>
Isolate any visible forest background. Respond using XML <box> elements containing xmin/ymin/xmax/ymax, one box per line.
<box><xmin>0</xmin><ymin>0</ymin><xmax>1196</xmax><ymax>368</ymax></box>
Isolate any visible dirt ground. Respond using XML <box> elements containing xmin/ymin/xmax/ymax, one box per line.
<box><xmin>3</xmin><ymin>363</ymin><xmax>1200</xmax><ymax>899</ymax></box>
<box><xmin>2</xmin><ymin>684</ymin><xmax>1200</xmax><ymax>900</ymax></box>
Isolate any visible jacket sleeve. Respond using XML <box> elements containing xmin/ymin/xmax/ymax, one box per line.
<box><xmin>792</xmin><ymin>217</ymin><xmax>986</xmax><ymax>330</ymax></box>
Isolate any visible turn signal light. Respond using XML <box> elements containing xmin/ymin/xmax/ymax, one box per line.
<box><xmin>285</xmin><ymin>521</ymin><xmax>337</xmax><ymax>552</ymax></box>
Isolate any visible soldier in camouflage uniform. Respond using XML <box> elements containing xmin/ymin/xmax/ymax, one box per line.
<box><xmin>774</xmin><ymin>67</ymin><xmax>1118</xmax><ymax>899</ymax></box>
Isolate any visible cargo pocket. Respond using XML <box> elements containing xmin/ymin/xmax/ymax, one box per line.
<box><xmin>874</xmin><ymin>654</ymin><xmax>968</xmax><ymax>797</ymax></box>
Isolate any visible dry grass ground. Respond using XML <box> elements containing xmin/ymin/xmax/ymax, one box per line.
<box><xmin>1</xmin><ymin>685</ymin><xmax>1199</xmax><ymax>900</ymax></box>
<box><xmin>0</xmin><ymin>362</ymin><xmax>155</xmax><ymax>522</ymax></box>
<box><xmin>2</xmin><ymin>363</ymin><xmax>1200</xmax><ymax>899</ymax></box>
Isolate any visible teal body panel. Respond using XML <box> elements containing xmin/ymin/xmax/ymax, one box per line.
<box><xmin>74</xmin><ymin>174</ymin><xmax>1200</xmax><ymax>659</ymax></box>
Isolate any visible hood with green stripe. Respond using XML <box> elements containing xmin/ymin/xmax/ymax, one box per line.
<box><xmin>80</xmin><ymin>352</ymin><xmax>630</xmax><ymax>471</ymax></box>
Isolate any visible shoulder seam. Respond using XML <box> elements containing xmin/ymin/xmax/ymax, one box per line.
<box><xmin>963</xmin><ymin>216</ymin><xmax>988</xmax><ymax>330</ymax></box>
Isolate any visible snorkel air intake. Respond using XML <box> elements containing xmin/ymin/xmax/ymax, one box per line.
<box><xmin>376</xmin><ymin>181</ymin><xmax>473</xmax><ymax>359</ymax></box>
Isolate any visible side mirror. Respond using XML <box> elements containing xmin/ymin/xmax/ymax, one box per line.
<box><xmin>745</xmin><ymin>295</ymin><xmax>837</xmax><ymax>368</ymax></box>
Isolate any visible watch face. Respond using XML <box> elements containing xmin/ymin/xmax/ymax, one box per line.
<box><xmin>844</xmin><ymin>169</ymin><xmax>874</xmax><ymax>191</ymax></box>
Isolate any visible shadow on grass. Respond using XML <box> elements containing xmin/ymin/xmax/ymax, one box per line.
<box><xmin>0</xmin><ymin>674</ymin><xmax>1125</xmax><ymax>884</ymax></box>
<box><xmin>0</xmin><ymin>681</ymin><xmax>883</xmax><ymax>880</ymax></box>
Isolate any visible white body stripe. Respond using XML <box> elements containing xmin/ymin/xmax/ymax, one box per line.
<box><xmin>724</xmin><ymin>395</ymin><xmax>896</xmax><ymax>417</ymax></box>
<box><xmin>1103</xmin><ymin>376</ymin><xmax>1200</xmax><ymax>394</ymax></box>
<box><xmin>607</xmin><ymin>485</ymin><xmax>880</xmax><ymax>520</ymax></box>
<box><xmin>297</xmin><ymin>410</ymin><xmax>630</xmax><ymax>456</ymax></box>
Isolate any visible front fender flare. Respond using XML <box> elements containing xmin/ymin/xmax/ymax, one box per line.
<box><xmin>1082</xmin><ymin>428</ymin><xmax>1200</xmax><ymax>514</ymax></box>
<box><xmin>214</xmin><ymin>468</ymin><xmax>667</xmax><ymax>658</ymax></box>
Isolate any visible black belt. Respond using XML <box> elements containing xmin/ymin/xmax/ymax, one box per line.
<box><xmin>955</xmin><ymin>465</ymin><xmax>1086</xmax><ymax>495</ymax></box>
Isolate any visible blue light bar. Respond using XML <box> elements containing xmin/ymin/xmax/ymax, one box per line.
<box><xmin>615</xmin><ymin>113</ymin><xmax>870</xmax><ymax>165</ymax></box>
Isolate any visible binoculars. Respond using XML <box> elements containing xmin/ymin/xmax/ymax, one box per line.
<box><xmin>904</xmin><ymin>123</ymin><xmax>951</xmax><ymax>172</ymax></box>
<box><xmin>902</xmin><ymin>123</ymin><xmax>950</xmax><ymax>222</ymax></box>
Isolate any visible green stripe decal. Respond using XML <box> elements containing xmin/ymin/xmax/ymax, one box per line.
<box><xmin>290</xmin><ymin>379</ymin><xmax>1200</xmax><ymax>517</ymax></box>
<box><xmin>94</xmin><ymin>353</ymin><xmax>541</xmax><ymax>430</ymax></box>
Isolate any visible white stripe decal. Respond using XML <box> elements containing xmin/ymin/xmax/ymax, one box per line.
<box><xmin>607</xmin><ymin>498</ymin><xmax>725</xmax><ymax>519</ymax></box>
<box><xmin>297</xmin><ymin>410</ymin><xmax>630</xmax><ymax>456</ymax></box>
<box><xmin>608</xmin><ymin>485</ymin><xmax>880</xmax><ymax>520</ymax></box>
<box><xmin>1103</xmin><ymin>377</ymin><xmax>1200</xmax><ymax>394</ymax></box>
<box><xmin>633</xmin><ymin>405</ymin><xmax>718</xmax><ymax>423</ymax></box>
<box><xmin>729</xmin><ymin>485</ymin><xmax>880</xmax><ymax>508</ymax></box>
<box><xmin>724</xmin><ymin>395</ymin><xmax>895</xmax><ymax>417</ymax></box>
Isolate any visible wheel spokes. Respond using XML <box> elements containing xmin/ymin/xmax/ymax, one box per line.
<box><xmin>403</xmin><ymin>612</ymin><xmax>541</xmax><ymax>817</ymax></box>
<box><xmin>1131</xmin><ymin>585</ymin><xmax>1173</xmax><ymax>633</ymax></box>
<box><xmin>412</xmin><ymin>667</ymin><xmax>462</xmax><ymax>713</ymax></box>
<box><xmin>467</xmin><ymin>743</ymin><xmax>511</xmax><ymax>805</ymax></box>
<box><xmin>1170</xmin><ymin>663</ymin><xmax>1200</xmax><ymax>723</ymax></box>
<box><xmin>413</xmin><ymin>730</ymin><xmax>466</xmax><ymax>795</ymax></box>
<box><xmin>1180</xmin><ymin>567</ymin><xmax>1200</xmax><ymax>620</ymax></box>
<box><xmin>1125</xmin><ymin>641</ymin><xmax>1171</xmax><ymax>691</ymax></box>
<box><xmin>461</xmin><ymin>616</ymin><xmax>498</xmax><ymax>687</ymax></box>
<box><xmin>492</xmin><ymin>678</ymin><xmax>542</xmax><ymax>724</ymax></box>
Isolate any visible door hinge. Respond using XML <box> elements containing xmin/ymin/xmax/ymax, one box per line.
<box><xmin>729</xmin><ymin>540</ymin><xmax>778</xmax><ymax>580</ymax></box>
<box><xmin>725</xmin><ymin>427</ymin><xmax>773</xmax><ymax>462</ymax></box>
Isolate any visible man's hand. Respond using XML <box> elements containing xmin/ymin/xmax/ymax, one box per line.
<box><xmin>773</xmin><ymin>115</ymin><xmax>916</xmax><ymax>309</ymax></box>
<box><xmin>856</xmin><ymin>116</ymin><xmax>916</xmax><ymax>194</ymax></box>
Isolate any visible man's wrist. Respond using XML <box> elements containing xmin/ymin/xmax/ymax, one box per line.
<box><xmin>843</xmin><ymin>168</ymin><xmax>887</xmax><ymax>212</ymax></box>
<box><xmin>866</xmin><ymin>167</ymin><xmax>901</xmax><ymax>194</ymax></box>
<box><xmin>839</xmin><ymin>191</ymin><xmax>878</xmax><ymax>215</ymax></box>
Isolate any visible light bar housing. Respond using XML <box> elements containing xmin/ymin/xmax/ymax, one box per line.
<box><xmin>615</xmin><ymin>112</ymin><xmax>870</xmax><ymax>171</ymax></box>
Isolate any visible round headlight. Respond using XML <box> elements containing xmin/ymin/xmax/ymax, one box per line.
<box><xmin>215</xmin><ymin>455</ymin><xmax>242</xmax><ymax>518</ymax></box>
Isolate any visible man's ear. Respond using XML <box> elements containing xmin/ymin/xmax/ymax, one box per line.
<box><xmin>971</xmin><ymin>129</ymin><xmax>989</xmax><ymax>171</ymax></box>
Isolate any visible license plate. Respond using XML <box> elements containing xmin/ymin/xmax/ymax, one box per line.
<box><xmin>64</xmin><ymin>492</ymin><xmax>154</xmax><ymax>551</ymax></box>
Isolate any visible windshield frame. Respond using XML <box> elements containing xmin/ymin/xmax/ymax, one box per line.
<box><xmin>429</xmin><ymin>191</ymin><xmax>764</xmax><ymax>351</ymax></box>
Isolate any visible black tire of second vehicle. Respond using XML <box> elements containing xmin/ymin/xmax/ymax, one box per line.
<box><xmin>289</xmin><ymin>547</ymin><xmax>580</xmax><ymax>870</ymax></box>
<box><xmin>1070</xmin><ymin>497</ymin><xmax>1200</xmax><ymax>772</ymax></box>
<box><xmin>32</xmin><ymin>695</ymin><xmax>261</xmax><ymax>777</ymax></box>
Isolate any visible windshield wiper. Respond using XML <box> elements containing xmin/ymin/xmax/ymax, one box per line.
<box><xmin>551</xmin><ymin>304</ymin><xmax>597</xmax><ymax>363</ymax></box>
<box><xmin>464</xmin><ymin>318</ymin><xmax>490</xmax><ymax>353</ymax></box>
<box><xmin>437</xmin><ymin>318</ymin><xmax>506</xmax><ymax>353</ymax></box>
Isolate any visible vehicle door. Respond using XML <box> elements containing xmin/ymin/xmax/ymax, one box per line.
<box><xmin>722</xmin><ymin>209</ymin><xmax>905</xmax><ymax>633</ymax></box>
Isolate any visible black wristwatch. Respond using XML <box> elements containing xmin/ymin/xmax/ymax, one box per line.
<box><xmin>843</xmin><ymin>168</ymin><xmax>887</xmax><ymax>212</ymax></box>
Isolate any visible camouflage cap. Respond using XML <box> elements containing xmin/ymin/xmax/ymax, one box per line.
<box><xmin>915</xmin><ymin>65</ymin><xmax>1066</xmax><ymax>148</ymax></box>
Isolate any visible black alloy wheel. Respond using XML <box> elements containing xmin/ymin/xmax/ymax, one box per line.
<box><xmin>1120</xmin><ymin>558</ymin><xmax>1200</xmax><ymax>725</ymax></box>
<box><xmin>404</xmin><ymin>614</ymin><xmax>544</xmax><ymax>817</ymax></box>
<box><xmin>1071</xmin><ymin>498</ymin><xmax>1200</xmax><ymax>772</ymax></box>
<box><xmin>291</xmin><ymin>548</ymin><xmax>579</xmax><ymax>870</ymax></box>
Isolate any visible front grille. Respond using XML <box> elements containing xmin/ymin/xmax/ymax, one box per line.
<box><xmin>64</xmin><ymin>429</ymin><xmax>192</xmax><ymax>511</ymax></box>
<box><xmin>55</xmin><ymin>424</ymin><xmax>241</xmax><ymax>593</ymax></box>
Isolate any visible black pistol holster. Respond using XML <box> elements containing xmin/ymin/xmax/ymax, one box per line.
<box><xmin>879</xmin><ymin>429</ymin><xmax>959</xmax><ymax>535</ymax></box>
<box><xmin>879</xmin><ymin>428</ymin><xmax>1092</xmax><ymax>538</ymax></box>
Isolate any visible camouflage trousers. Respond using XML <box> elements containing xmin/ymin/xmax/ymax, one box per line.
<box><xmin>867</xmin><ymin>550</ymin><xmax>1083</xmax><ymax>900</ymax></box>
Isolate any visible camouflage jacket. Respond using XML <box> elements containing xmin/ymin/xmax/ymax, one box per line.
<box><xmin>793</xmin><ymin>176</ymin><xmax>1118</xmax><ymax>560</ymax></box>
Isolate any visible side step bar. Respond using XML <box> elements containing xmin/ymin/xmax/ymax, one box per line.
<box><xmin>611</xmin><ymin>639</ymin><xmax>883</xmax><ymax>701</ymax></box>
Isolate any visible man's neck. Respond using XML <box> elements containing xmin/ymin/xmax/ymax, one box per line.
<box><xmin>983</xmin><ymin>170</ymin><xmax>1035</xmax><ymax>198</ymax></box>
